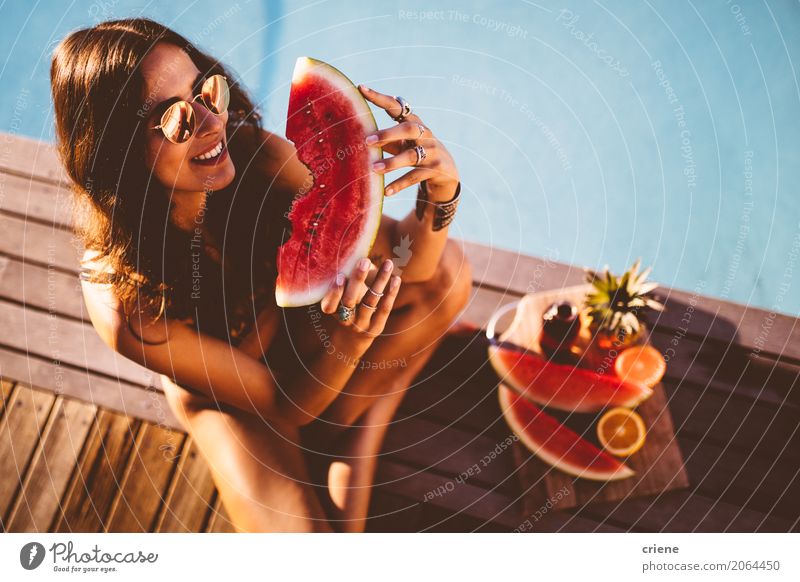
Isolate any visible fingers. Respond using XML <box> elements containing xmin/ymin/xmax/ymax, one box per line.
<box><xmin>358</xmin><ymin>85</ymin><xmax>422</xmax><ymax>124</ymax></box>
<box><xmin>319</xmin><ymin>257</ymin><xmax>370</xmax><ymax>317</ymax></box>
<box><xmin>384</xmin><ymin>168</ymin><xmax>432</xmax><ymax>196</ymax></box>
<box><xmin>374</xmin><ymin>144</ymin><xmax>436</xmax><ymax>177</ymax></box>
<box><xmin>353</xmin><ymin>259</ymin><xmax>394</xmax><ymax>330</ymax></box>
<box><xmin>338</xmin><ymin>257</ymin><xmax>372</xmax><ymax>326</ymax></box>
<box><xmin>320</xmin><ymin>271</ymin><xmax>346</xmax><ymax>315</ymax></box>
<box><xmin>365</xmin><ymin>121</ymin><xmax>430</xmax><ymax>148</ymax></box>
<box><xmin>367</xmin><ymin>275</ymin><xmax>402</xmax><ymax>336</ymax></box>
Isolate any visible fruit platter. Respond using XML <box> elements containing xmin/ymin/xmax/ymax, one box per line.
<box><xmin>487</xmin><ymin>261</ymin><xmax>689</xmax><ymax>512</ymax></box>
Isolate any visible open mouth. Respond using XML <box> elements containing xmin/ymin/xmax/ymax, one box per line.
<box><xmin>191</xmin><ymin>139</ymin><xmax>228</xmax><ymax>165</ymax></box>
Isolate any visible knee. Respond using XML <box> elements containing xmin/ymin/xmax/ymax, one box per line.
<box><xmin>425</xmin><ymin>240</ymin><xmax>473</xmax><ymax>315</ymax></box>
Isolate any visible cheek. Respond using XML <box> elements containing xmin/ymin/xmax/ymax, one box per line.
<box><xmin>146</xmin><ymin>139</ymin><xmax>193</xmax><ymax>182</ymax></box>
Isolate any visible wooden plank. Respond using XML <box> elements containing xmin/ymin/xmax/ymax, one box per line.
<box><xmin>206</xmin><ymin>495</ymin><xmax>237</xmax><ymax>532</ymax></box>
<box><xmin>650</xmin><ymin>328</ymin><xmax>800</xmax><ymax>409</ymax></box>
<box><xmin>105</xmin><ymin>422</ymin><xmax>185</xmax><ymax>532</ymax></box>
<box><xmin>365</xmin><ymin>490</ymin><xmax>422</xmax><ymax>532</ymax></box>
<box><xmin>5</xmin><ymin>396</ymin><xmax>96</xmax><ymax>532</ymax></box>
<box><xmin>648</xmin><ymin>286</ymin><xmax>800</xmax><ymax>361</ymax></box>
<box><xmin>665</xmin><ymin>380</ymin><xmax>800</xmax><ymax>460</ymax></box>
<box><xmin>0</xmin><ymin>132</ymin><xmax>68</xmax><ymax>186</ymax></box>
<box><xmin>416</xmin><ymin>500</ymin><xmax>513</xmax><ymax>532</ymax></box>
<box><xmin>0</xmin><ymin>301</ymin><xmax>161</xmax><ymax>389</ymax></box>
<box><xmin>580</xmin><ymin>490</ymin><xmax>795</xmax><ymax>532</ymax></box>
<box><xmin>529</xmin><ymin>511</ymin><xmax>626</xmax><ymax>532</ymax></box>
<box><xmin>0</xmin><ymin>384</ymin><xmax>56</xmax><ymax>527</ymax></box>
<box><xmin>0</xmin><ymin>256</ymin><xmax>85</xmax><ymax>320</ymax></box>
<box><xmin>382</xmin><ymin>415</ymin><xmax>520</xmax><ymax>496</ymax></box>
<box><xmin>53</xmin><ymin>409</ymin><xmax>140</xmax><ymax>533</ymax></box>
<box><xmin>0</xmin><ymin>379</ymin><xmax>13</xmax><ymax>420</ymax></box>
<box><xmin>0</xmin><ymin>347</ymin><xmax>176</xmax><ymax>428</ymax></box>
<box><xmin>463</xmin><ymin>239</ymin><xmax>800</xmax><ymax>361</ymax></box>
<box><xmin>0</xmin><ymin>171</ymin><xmax>73</xmax><ymax>228</ymax></box>
<box><xmin>0</xmin><ymin>213</ymin><xmax>79</xmax><ymax>270</ymax></box>
<box><xmin>375</xmin><ymin>459</ymin><xmax>521</xmax><ymax>528</ymax></box>
<box><xmin>460</xmin><ymin>285</ymin><xmax>521</xmax><ymax>331</ymax></box>
<box><xmin>461</xmin><ymin>239</ymin><xmax>584</xmax><ymax>295</ymax></box>
<box><xmin>156</xmin><ymin>437</ymin><xmax>217</xmax><ymax>532</ymax></box>
<box><xmin>677</xmin><ymin>432</ymin><xmax>800</xmax><ymax>521</ymax></box>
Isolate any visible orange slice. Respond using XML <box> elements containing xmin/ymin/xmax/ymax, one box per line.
<box><xmin>597</xmin><ymin>407</ymin><xmax>647</xmax><ymax>456</ymax></box>
<box><xmin>614</xmin><ymin>344</ymin><xmax>666</xmax><ymax>388</ymax></box>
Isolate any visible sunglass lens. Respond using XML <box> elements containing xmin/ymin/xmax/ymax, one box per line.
<box><xmin>202</xmin><ymin>75</ymin><xmax>230</xmax><ymax>115</ymax></box>
<box><xmin>161</xmin><ymin>101</ymin><xmax>196</xmax><ymax>143</ymax></box>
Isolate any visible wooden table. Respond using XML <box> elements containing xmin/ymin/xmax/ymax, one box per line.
<box><xmin>0</xmin><ymin>132</ymin><xmax>797</xmax><ymax>532</ymax></box>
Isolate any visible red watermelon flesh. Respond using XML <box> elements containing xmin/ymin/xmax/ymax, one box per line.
<box><xmin>276</xmin><ymin>57</ymin><xmax>384</xmax><ymax>307</ymax></box>
<box><xmin>488</xmin><ymin>342</ymin><xmax>652</xmax><ymax>413</ymax></box>
<box><xmin>498</xmin><ymin>384</ymin><xmax>634</xmax><ymax>481</ymax></box>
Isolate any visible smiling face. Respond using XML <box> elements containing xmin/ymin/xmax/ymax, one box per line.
<box><xmin>139</xmin><ymin>42</ymin><xmax>235</xmax><ymax>196</ymax></box>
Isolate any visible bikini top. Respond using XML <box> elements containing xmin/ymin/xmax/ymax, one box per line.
<box><xmin>77</xmin><ymin>261</ymin><xmax>270</xmax><ymax>347</ymax></box>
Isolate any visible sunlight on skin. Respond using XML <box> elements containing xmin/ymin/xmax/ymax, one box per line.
<box><xmin>328</xmin><ymin>461</ymin><xmax>353</xmax><ymax>511</ymax></box>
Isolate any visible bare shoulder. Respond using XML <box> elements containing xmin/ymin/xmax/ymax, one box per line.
<box><xmin>79</xmin><ymin>248</ymin><xmax>169</xmax><ymax>349</ymax></box>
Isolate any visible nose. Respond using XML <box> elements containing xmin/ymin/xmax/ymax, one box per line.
<box><xmin>192</xmin><ymin>100</ymin><xmax>225</xmax><ymax>140</ymax></box>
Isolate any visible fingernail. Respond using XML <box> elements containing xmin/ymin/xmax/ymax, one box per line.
<box><xmin>336</xmin><ymin>273</ymin><xmax>345</xmax><ymax>286</ymax></box>
<box><xmin>391</xmin><ymin>275</ymin><xmax>401</xmax><ymax>289</ymax></box>
<box><xmin>365</xmin><ymin>135</ymin><xmax>378</xmax><ymax>145</ymax></box>
<box><xmin>373</xmin><ymin>162</ymin><xmax>385</xmax><ymax>171</ymax></box>
<box><xmin>360</xmin><ymin>84</ymin><xmax>370</xmax><ymax>92</ymax></box>
<box><xmin>359</xmin><ymin>258</ymin><xmax>370</xmax><ymax>271</ymax></box>
<box><xmin>382</xmin><ymin>259</ymin><xmax>393</xmax><ymax>272</ymax></box>
<box><xmin>384</xmin><ymin>185</ymin><xmax>394</xmax><ymax>196</ymax></box>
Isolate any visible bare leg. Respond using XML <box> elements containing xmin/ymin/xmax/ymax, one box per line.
<box><xmin>162</xmin><ymin>377</ymin><xmax>334</xmax><ymax>532</ymax></box>
<box><xmin>301</xmin><ymin>241</ymin><xmax>473</xmax><ymax>531</ymax></box>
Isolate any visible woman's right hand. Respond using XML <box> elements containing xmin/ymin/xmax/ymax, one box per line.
<box><xmin>319</xmin><ymin>256</ymin><xmax>401</xmax><ymax>355</ymax></box>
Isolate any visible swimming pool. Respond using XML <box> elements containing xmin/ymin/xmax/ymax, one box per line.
<box><xmin>2</xmin><ymin>0</ymin><xmax>798</xmax><ymax>315</ymax></box>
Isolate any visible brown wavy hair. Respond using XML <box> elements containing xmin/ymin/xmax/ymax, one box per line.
<box><xmin>51</xmin><ymin>18</ymin><xmax>293</xmax><ymax>344</ymax></box>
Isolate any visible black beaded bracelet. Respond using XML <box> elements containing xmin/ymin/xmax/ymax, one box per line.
<box><xmin>415</xmin><ymin>180</ymin><xmax>461</xmax><ymax>231</ymax></box>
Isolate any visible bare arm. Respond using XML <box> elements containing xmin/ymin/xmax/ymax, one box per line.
<box><xmin>234</xmin><ymin>257</ymin><xmax>402</xmax><ymax>426</ymax></box>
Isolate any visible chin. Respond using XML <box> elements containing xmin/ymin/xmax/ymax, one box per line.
<box><xmin>192</xmin><ymin>158</ymin><xmax>236</xmax><ymax>192</ymax></box>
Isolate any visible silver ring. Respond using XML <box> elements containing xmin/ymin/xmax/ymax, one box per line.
<box><xmin>416</xmin><ymin>123</ymin><xmax>426</xmax><ymax>139</ymax></box>
<box><xmin>392</xmin><ymin>96</ymin><xmax>412</xmax><ymax>122</ymax></box>
<box><xmin>337</xmin><ymin>303</ymin><xmax>354</xmax><ymax>322</ymax></box>
<box><xmin>359</xmin><ymin>302</ymin><xmax>377</xmax><ymax>311</ymax></box>
<box><xmin>366</xmin><ymin>287</ymin><xmax>385</xmax><ymax>298</ymax></box>
<box><xmin>413</xmin><ymin>144</ymin><xmax>427</xmax><ymax>166</ymax></box>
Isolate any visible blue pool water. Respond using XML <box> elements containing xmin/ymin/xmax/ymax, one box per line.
<box><xmin>2</xmin><ymin>1</ymin><xmax>798</xmax><ymax>315</ymax></box>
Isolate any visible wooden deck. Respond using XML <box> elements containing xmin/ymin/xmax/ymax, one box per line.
<box><xmin>0</xmin><ymin>132</ymin><xmax>798</xmax><ymax>532</ymax></box>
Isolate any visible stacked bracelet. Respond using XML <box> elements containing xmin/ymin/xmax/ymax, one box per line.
<box><xmin>415</xmin><ymin>180</ymin><xmax>461</xmax><ymax>231</ymax></box>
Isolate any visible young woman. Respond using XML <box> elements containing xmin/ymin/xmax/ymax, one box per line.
<box><xmin>51</xmin><ymin>18</ymin><xmax>472</xmax><ymax>533</ymax></box>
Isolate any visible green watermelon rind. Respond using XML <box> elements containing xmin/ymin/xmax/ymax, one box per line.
<box><xmin>276</xmin><ymin>56</ymin><xmax>384</xmax><ymax>307</ymax></box>
<box><xmin>498</xmin><ymin>384</ymin><xmax>634</xmax><ymax>482</ymax></box>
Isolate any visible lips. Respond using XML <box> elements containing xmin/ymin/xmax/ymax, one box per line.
<box><xmin>191</xmin><ymin>139</ymin><xmax>228</xmax><ymax>166</ymax></box>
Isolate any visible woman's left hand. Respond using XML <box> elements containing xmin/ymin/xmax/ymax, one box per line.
<box><xmin>358</xmin><ymin>84</ymin><xmax>459</xmax><ymax>199</ymax></box>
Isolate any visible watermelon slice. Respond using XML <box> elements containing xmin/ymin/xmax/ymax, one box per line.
<box><xmin>276</xmin><ymin>57</ymin><xmax>384</xmax><ymax>307</ymax></box>
<box><xmin>498</xmin><ymin>384</ymin><xmax>634</xmax><ymax>481</ymax></box>
<box><xmin>488</xmin><ymin>342</ymin><xmax>652</xmax><ymax>413</ymax></box>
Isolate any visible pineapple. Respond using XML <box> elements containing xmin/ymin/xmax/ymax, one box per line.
<box><xmin>583</xmin><ymin>259</ymin><xmax>664</xmax><ymax>350</ymax></box>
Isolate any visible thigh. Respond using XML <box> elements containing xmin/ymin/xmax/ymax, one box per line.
<box><xmin>161</xmin><ymin>375</ymin><xmax>333</xmax><ymax>532</ymax></box>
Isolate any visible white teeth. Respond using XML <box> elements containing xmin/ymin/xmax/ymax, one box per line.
<box><xmin>193</xmin><ymin>141</ymin><xmax>223</xmax><ymax>161</ymax></box>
